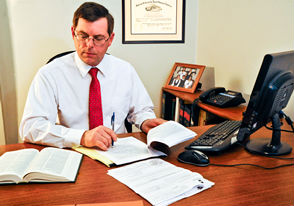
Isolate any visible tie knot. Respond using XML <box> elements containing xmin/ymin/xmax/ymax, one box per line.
<box><xmin>89</xmin><ymin>67</ymin><xmax>98</xmax><ymax>77</ymax></box>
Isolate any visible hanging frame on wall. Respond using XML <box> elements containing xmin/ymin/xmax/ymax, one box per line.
<box><xmin>122</xmin><ymin>0</ymin><xmax>186</xmax><ymax>44</ymax></box>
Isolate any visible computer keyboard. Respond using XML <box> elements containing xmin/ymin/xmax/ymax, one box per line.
<box><xmin>185</xmin><ymin>120</ymin><xmax>241</xmax><ymax>152</ymax></box>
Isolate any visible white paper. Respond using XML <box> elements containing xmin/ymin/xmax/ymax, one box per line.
<box><xmin>108</xmin><ymin>158</ymin><xmax>214</xmax><ymax>206</ymax></box>
<box><xmin>97</xmin><ymin>137</ymin><xmax>166</xmax><ymax>165</ymax></box>
<box><xmin>147</xmin><ymin>121</ymin><xmax>196</xmax><ymax>147</ymax></box>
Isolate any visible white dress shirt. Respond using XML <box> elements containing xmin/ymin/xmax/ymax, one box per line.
<box><xmin>184</xmin><ymin>80</ymin><xmax>193</xmax><ymax>88</ymax></box>
<box><xmin>19</xmin><ymin>52</ymin><xmax>156</xmax><ymax>148</ymax></box>
<box><xmin>171</xmin><ymin>79</ymin><xmax>181</xmax><ymax>87</ymax></box>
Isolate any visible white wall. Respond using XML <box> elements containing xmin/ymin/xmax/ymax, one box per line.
<box><xmin>0</xmin><ymin>100</ymin><xmax>5</xmax><ymax>145</ymax></box>
<box><xmin>6</xmin><ymin>0</ymin><xmax>198</xmax><ymax>136</ymax></box>
<box><xmin>0</xmin><ymin>0</ymin><xmax>18</xmax><ymax>145</ymax></box>
<box><xmin>196</xmin><ymin>0</ymin><xmax>294</xmax><ymax>118</ymax></box>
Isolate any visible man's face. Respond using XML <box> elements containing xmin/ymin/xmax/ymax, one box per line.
<box><xmin>71</xmin><ymin>17</ymin><xmax>114</xmax><ymax>66</ymax></box>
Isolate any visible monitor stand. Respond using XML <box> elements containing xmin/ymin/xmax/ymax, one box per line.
<box><xmin>245</xmin><ymin>113</ymin><xmax>292</xmax><ymax>156</ymax></box>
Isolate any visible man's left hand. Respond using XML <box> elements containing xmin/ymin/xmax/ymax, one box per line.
<box><xmin>141</xmin><ymin>118</ymin><xmax>167</xmax><ymax>133</ymax></box>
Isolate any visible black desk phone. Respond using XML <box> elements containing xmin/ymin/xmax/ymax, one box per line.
<box><xmin>199</xmin><ymin>87</ymin><xmax>245</xmax><ymax>108</ymax></box>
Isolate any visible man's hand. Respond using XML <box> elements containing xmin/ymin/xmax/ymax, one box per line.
<box><xmin>141</xmin><ymin>118</ymin><xmax>167</xmax><ymax>134</ymax></box>
<box><xmin>80</xmin><ymin>126</ymin><xmax>117</xmax><ymax>151</ymax></box>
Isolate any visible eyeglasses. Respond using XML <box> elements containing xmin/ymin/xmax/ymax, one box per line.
<box><xmin>74</xmin><ymin>30</ymin><xmax>110</xmax><ymax>46</ymax></box>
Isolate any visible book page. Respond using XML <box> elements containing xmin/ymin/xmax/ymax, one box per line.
<box><xmin>97</xmin><ymin>137</ymin><xmax>166</xmax><ymax>165</ymax></box>
<box><xmin>147</xmin><ymin>121</ymin><xmax>196</xmax><ymax>147</ymax></box>
<box><xmin>24</xmin><ymin>147</ymin><xmax>82</xmax><ymax>182</ymax></box>
<box><xmin>0</xmin><ymin>149</ymin><xmax>39</xmax><ymax>183</ymax></box>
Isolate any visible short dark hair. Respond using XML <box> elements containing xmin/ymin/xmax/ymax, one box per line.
<box><xmin>73</xmin><ymin>2</ymin><xmax>114</xmax><ymax>36</ymax></box>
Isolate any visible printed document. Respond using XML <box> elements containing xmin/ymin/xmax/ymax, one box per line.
<box><xmin>97</xmin><ymin>137</ymin><xmax>166</xmax><ymax>165</ymax></box>
<box><xmin>108</xmin><ymin>158</ymin><xmax>214</xmax><ymax>206</ymax></box>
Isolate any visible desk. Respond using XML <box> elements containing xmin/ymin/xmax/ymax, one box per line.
<box><xmin>162</xmin><ymin>87</ymin><xmax>246</xmax><ymax>125</ymax></box>
<box><xmin>1</xmin><ymin>125</ymin><xmax>293</xmax><ymax>206</ymax></box>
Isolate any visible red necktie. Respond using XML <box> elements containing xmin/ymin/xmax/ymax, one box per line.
<box><xmin>88</xmin><ymin>67</ymin><xmax>103</xmax><ymax>129</ymax></box>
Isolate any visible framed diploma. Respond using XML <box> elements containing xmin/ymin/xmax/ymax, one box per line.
<box><xmin>122</xmin><ymin>0</ymin><xmax>186</xmax><ymax>44</ymax></box>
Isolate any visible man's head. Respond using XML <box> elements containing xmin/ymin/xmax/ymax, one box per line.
<box><xmin>71</xmin><ymin>2</ymin><xmax>114</xmax><ymax>66</ymax></box>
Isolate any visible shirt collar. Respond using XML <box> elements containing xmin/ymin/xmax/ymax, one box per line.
<box><xmin>74</xmin><ymin>52</ymin><xmax>110</xmax><ymax>78</ymax></box>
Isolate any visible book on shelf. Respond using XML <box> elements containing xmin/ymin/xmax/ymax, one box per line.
<box><xmin>179</xmin><ymin>102</ymin><xmax>193</xmax><ymax>127</ymax></box>
<box><xmin>162</xmin><ymin>91</ymin><xmax>176</xmax><ymax>120</ymax></box>
<box><xmin>0</xmin><ymin>147</ymin><xmax>83</xmax><ymax>184</ymax></box>
<box><xmin>73</xmin><ymin>121</ymin><xmax>196</xmax><ymax>167</ymax></box>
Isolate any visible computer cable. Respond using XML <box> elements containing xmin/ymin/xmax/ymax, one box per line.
<box><xmin>263</xmin><ymin>155</ymin><xmax>294</xmax><ymax>160</ymax></box>
<box><xmin>178</xmin><ymin>145</ymin><xmax>294</xmax><ymax>169</ymax></box>
<box><xmin>280</xmin><ymin>110</ymin><xmax>294</xmax><ymax>132</ymax></box>
<box><xmin>207</xmin><ymin>162</ymin><xmax>294</xmax><ymax>170</ymax></box>
<box><xmin>265</xmin><ymin>111</ymin><xmax>294</xmax><ymax>133</ymax></box>
<box><xmin>202</xmin><ymin>142</ymin><xmax>294</xmax><ymax>169</ymax></box>
<box><xmin>265</xmin><ymin>124</ymin><xmax>294</xmax><ymax>133</ymax></box>
<box><xmin>235</xmin><ymin>142</ymin><xmax>294</xmax><ymax>160</ymax></box>
<box><xmin>203</xmin><ymin>142</ymin><xmax>294</xmax><ymax>169</ymax></box>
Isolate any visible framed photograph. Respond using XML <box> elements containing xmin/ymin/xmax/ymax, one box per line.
<box><xmin>164</xmin><ymin>63</ymin><xmax>205</xmax><ymax>93</ymax></box>
<box><xmin>122</xmin><ymin>0</ymin><xmax>186</xmax><ymax>44</ymax></box>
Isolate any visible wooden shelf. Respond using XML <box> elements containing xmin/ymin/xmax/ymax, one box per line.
<box><xmin>162</xmin><ymin>87</ymin><xmax>246</xmax><ymax>125</ymax></box>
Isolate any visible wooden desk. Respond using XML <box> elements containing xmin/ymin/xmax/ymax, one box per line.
<box><xmin>162</xmin><ymin>87</ymin><xmax>246</xmax><ymax>125</ymax></box>
<box><xmin>1</xmin><ymin>125</ymin><xmax>293</xmax><ymax>206</ymax></box>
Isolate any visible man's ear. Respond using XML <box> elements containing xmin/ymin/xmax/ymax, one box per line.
<box><xmin>107</xmin><ymin>32</ymin><xmax>115</xmax><ymax>47</ymax></box>
<box><xmin>71</xmin><ymin>26</ymin><xmax>75</xmax><ymax>39</ymax></box>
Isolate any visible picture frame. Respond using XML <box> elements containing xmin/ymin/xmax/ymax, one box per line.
<box><xmin>122</xmin><ymin>0</ymin><xmax>186</xmax><ymax>44</ymax></box>
<box><xmin>164</xmin><ymin>63</ymin><xmax>205</xmax><ymax>93</ymax></box>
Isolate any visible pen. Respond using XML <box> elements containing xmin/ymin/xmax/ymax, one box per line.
<box><xmin>111</xmin><ymin>112</ymin><xmax>115</xmax><ymax>146</ymax></box>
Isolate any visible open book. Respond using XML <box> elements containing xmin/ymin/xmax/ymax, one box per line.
<box><xmin>147</xmin><ymin>120</ymin><xmax>196</xmax><ymax>154</ymax></box>
<box><xmin>0</xmin><ymin>147</ymin><xmax>83</xmax><ymax>184</ymax></box>
<box><xmin>73</xmin><ymin>121</ymin><xmax>196</xmax><ymax>167</ymax></box>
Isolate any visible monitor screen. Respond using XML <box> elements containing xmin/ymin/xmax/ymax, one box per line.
<box><xmin>237</xmin><ymin>50</ymin><xmax>294</xmax><ymax>156</ymax></box>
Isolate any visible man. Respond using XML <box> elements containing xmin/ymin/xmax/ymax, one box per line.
<box><xmin>19</xmin><ymin>2</ymin><xmax>165</xmax><ymax>150</ymax></box>
<box><xmin>171</xmin><ymin>75</ymin><xmax>181</xmax><ymax>87</ymax></box>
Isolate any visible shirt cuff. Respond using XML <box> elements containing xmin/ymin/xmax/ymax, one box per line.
<box><xmin>64</xmin><ymin>128</ymin><xmax>85</xmax><ymax>148</ymax></box>
<box><xmin>135</xmin><ymin>113</ymin><xmax>156</xmax><ymax>130</ymax></box>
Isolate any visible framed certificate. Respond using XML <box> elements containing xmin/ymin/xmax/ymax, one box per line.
<box><xmin>122</xmin><ymin>0</ymin><xmax>186</xmax><ymax>44</ymax></box>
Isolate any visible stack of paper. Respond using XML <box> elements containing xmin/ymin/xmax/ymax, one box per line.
<box><xmin>108</xmin><ymin>158</ymin><xmax>214</xmax><ymax>206</ymax></box>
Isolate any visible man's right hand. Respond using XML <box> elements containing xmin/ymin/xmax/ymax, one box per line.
<box><xmin>80</xmin><ymin>126</ymin><xmax>117</xmax><ymax>150</ymax></box>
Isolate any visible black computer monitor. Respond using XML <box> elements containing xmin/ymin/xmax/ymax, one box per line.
<box><xmin>237</xmin><ymin>50</ymin><xmax>294</xmax><ymax>156</ymax></box>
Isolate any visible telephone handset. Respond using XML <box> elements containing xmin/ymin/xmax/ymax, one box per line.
<box><xmin>199</xmin><ymin>87</ymin><xmax>245</xmax><ymax>108</ymax></box>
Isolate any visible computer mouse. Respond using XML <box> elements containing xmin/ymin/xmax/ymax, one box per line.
<box><xmin>177</xmin><ymin>150</ymin><xmax>209</xmax><ymax>167</ymax></box>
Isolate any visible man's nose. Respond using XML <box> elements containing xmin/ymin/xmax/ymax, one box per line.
<box><xmin>86</xmin><ymin>37</ymin><xmax>95</xmax><ymax>47</ymax></box>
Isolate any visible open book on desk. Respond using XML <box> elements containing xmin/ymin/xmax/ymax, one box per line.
<box><xmin>147</xmin><ymin>120</ymin><xmax>196</xmax><ymax>154</ymax></box>
<box><xmin>73</xmin><ymin>121</ymin><xmax>196</xmax><ymax>167</ymax></box>
<box><xmin>0</xmin><ymin>147</ymin><xmax>83</xmax><ymax>184</ymax></box>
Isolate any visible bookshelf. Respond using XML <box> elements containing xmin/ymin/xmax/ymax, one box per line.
<box><xmin>161</xmin><ymin>87</ymin><xmax>246</xmax><ymax>126</ymax></box>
